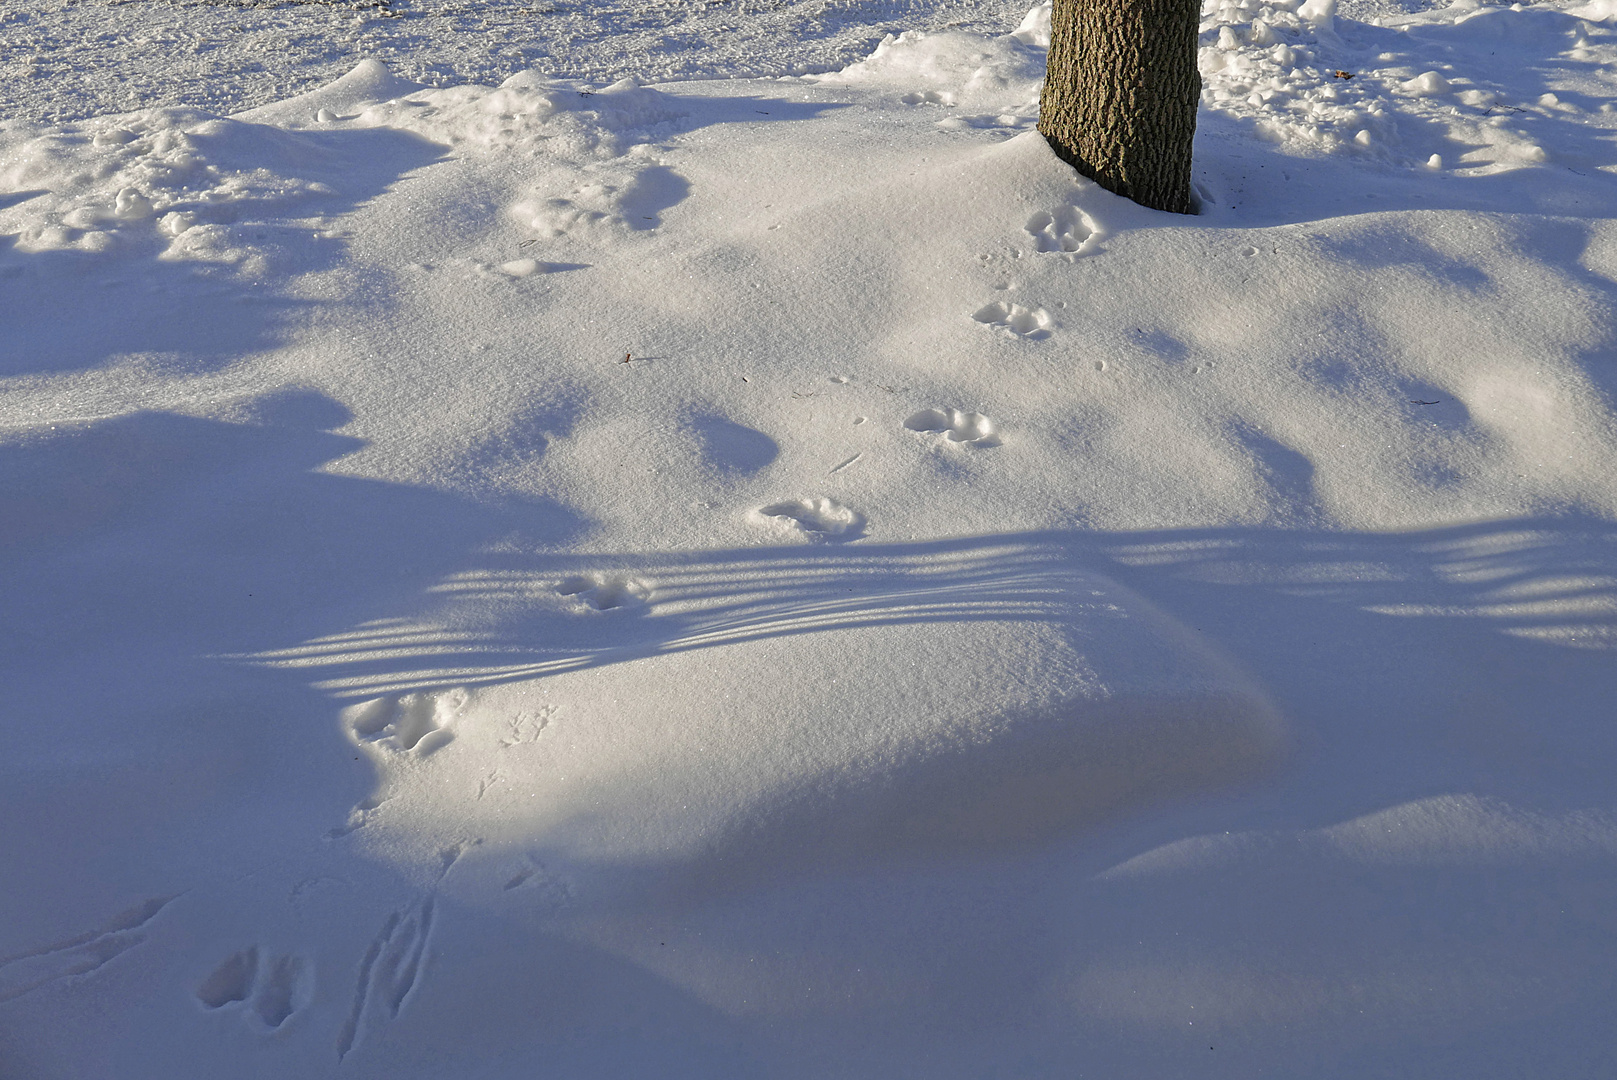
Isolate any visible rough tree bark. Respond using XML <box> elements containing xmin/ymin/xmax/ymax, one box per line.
<box><xmin>1037</xmin><ymin>0</ymin><xmax>1202</xmax><ymax>214</ymax></box>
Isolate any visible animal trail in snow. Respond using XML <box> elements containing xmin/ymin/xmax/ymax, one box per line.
<box><xmin>254</xmin><ymin>954</ymin><xmax>308</xmax><ymax>1029</ymax></box>
<box><xmin>345</xmin><ymin>688</ymin><xmax>468</xmax><ymax>755</ymax></box>
<box><xmin>556</xmin><ymin>573</ymin><xmax>650</xmax><ymax>611</ymax></box>
<box><xmin>905</xmin><ymin>408</ymin><xmax>1000</xmax><ymax>447</ymax></box>
<box><xmin>754</xmin><ymin>497</ymin><xmax>866</xmax><ymax>541</ymax></box>
<box><xmin>0</xmin><ymin>895</ymin><xmax>174</xmax><ymax>1003</ymax></box>
<box><xmin>503</xmin><ymin>859</ymin><xmax>544</xmax><ymax>891</ymax></box>
<box><xmin>197</xmin><ymin>946</ymin><xmax>309</xmax><ymax>1031</ymax></box>
<box><xmin>972</xmin><ymin>300</ymin><xmax>1052</xmax><ymax>337</ymax></box>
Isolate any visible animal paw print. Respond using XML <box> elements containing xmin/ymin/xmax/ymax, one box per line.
<box><xmin>197</xmin><ymin>947</ymin><xmax>309</xmax><ymax>1031</ymax></box>
<box><xmin>754</xmin><ymin>497</ymin><xmax>865</xmax><ymax>542</ymax></box>
<box><xmin>972</xmin><ymin>301</ymin><xmax>1052</xmax><ymax>338</ymax></box>
<box><xmin>556</xmin><ymin>574</ymin><xmax>650</xmax><ymax>611</ymax></box>
<box><xmin>345</xmin><ymin>689</ymin><xmax>467</xmax><ymax>755</ymax></box>
<box><xmin>1025</xmin><ymin>206</ymin><xmax>1096</xmax><ymax>253</ymax></box>
<box><xmin>905</xmin><ymin>409</ymin><xmax>1000</xmax><ymax>448</ymax></box>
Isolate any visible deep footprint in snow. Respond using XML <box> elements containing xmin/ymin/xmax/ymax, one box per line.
<box><xmin>197</xmin><ymin>947</ymin><xmax>258</xmax><ymax>1009</ymax></box>
<box><xmin>754</xmin><ymin>497</ymin><xmax>865</xmax><ymax>541</ymax></box>
<box><xmin>556</xmin><ymin>574</ymin><xmax>651</xmax><ymax>611</ymax></box>
<box><xmin>345</xmin><ymin>689</ymin><xmax>468</xmax><ymax>754</ymax></box>
<box><xmin>197</xmin><ymin>947</ymin><xmax>308</xmax><ymax>1031</ymax></box>
<box><xmin>972</xmin><ymin>301</ymin><xmax>1052</xmax><ymax>338</ymax></box>
<box><xmin>252</xmin><ymin>954</ymin><xmax>308</xmax><ymax>1029</ymax></box>
<box><xmin>904</xmin><ymin>408</ymin><xmax>1000</xmax><ymax>448</ymax></box>
<box><xmin>1025</xmin><ymin>206</ymin><xmax>1096</xmax><ymax>253</ymax></box>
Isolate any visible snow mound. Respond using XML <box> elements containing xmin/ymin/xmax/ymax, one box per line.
<box><xmin>1010</xmin><ymin>2</ymin><xmax>1053</xmax><ymax>48</ymax></box>
<box><xmin>0</xmin><ymin>105</ymin><xmax>435</xmax><ymax>270</ymax></box>
<box><xmin>353</xmin><ymin>72</ymin><xmax>686</xmax><ymax>157</ymax></box>
<box><xmin>814</xmin><ymin>27</ymin><xmax>1045</xmax><ymax>112</ymax></box>
<box><xmin>0</xmin><ymin>61</ymin><xmax>686</xmax><ymax>272</ymax></box>
<box><xmin>1101</xmin><ymin>794</ymin><xmax>1617</xmax><ymax>878</ymax></box>
<box><xmin>235</xmin><ymin>57</ymin><xmax>424</xmax><ymax>126</ymax></box>
<box><xmin>286</xmin><ymin>546</ymin><xmax>1284</xmax><ymax>882</ymax></box>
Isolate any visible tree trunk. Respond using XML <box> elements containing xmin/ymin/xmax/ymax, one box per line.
<box><xmin>1037</xmin><ymin>0</ymin><xmax>1202</xmax><ymax>214</ymax></box>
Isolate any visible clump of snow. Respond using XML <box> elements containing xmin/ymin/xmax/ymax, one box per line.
<box><xmin>1010</xmin><ymin>1</ymin><xmax>1053</xmax><ymax>46</ymax></box>
<box><xmin>236</xmin><ymin>57</ymin><xmax>424</xmax><ymax>127</ymax></box>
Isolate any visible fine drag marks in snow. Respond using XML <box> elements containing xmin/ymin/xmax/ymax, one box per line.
<box><xmin>336</xmin><ymin>898</ymin><xmax>435</xmax><ymax>1062</ymax></box>
<box><xmin>0</xmin><ymin>896</ymin><xmax>177</xmax><ymax>1005</ymax></box>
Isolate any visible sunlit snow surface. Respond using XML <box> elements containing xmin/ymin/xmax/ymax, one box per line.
<box><xmin>0</xmin><ymin>0</ymin><xmax>1038</xmax><ymax>122</ymax></box>
<box><xmin>3</xmin><ymin>2</ymin><xmax>1617</xmax><ymax>1077</ymax></box>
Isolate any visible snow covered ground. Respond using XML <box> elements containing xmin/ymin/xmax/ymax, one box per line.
<box><xmin>1</xmin><ymin>0</ymin><xmax>1038</xmax><ymax>122</ymax></box>
<box><xmin>3</xmin><ymin>0</ymin><xmax>1617</xmax><ymax>1076</ymax></box>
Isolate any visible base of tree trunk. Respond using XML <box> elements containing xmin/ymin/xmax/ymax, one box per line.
<box><xmin>1037</xmin><ymin>0</ymin><xmax>1202</xmax><ymax>215</ymax></box>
